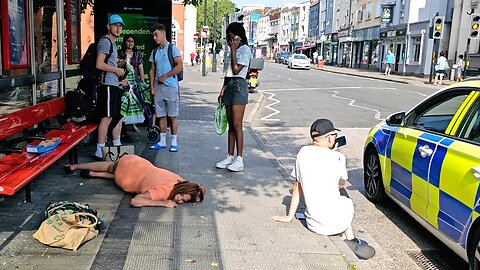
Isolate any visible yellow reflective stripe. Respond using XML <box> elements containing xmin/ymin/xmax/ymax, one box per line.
<box><xmin>445</xmin><ymin>92</ymin><xmax>477</xmax><ymax>134</ymax></box>
<box><xmin>450</xmin><ymin>91</ymin><xmax>480</xmax><ymax>135</ymax></box>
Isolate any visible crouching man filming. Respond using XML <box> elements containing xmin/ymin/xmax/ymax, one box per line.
<box><xmin>271</xmin><ymin>119</ymin><xmax>375</xmax><ymax>260</ymax></box>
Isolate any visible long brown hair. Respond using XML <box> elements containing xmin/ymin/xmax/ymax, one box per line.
<box><xmin>168</xmin><ymin>181</ymin><xmax>205</xmax><ymax>203</ymax></box>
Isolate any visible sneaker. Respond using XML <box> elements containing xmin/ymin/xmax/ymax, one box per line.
<box><xmin>169</xmin><ymin>145</ymin><xmax>178</xmax><ymax>152</ymax></box>
<box><xmin>344</xmin><ymin>238</ymin><xmax>375</xmax><ymax>260</ymax></box>
<box><xmin>227</xmin><ymin>156</ymin><xmax>244</xmax><ymax>172</ymax></box>
<box><xmin>216</xmin><ymin>155</ymin><xmax>235</xmax><ymax>169</ymax></box>
<box><xmin>149</xmin><ymin>143</ymin><xmax>166</xmax><ymax>150</ymax></box>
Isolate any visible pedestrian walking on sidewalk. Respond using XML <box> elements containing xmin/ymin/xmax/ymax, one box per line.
<box><xmin>64</xmin><ymin>155</ymin><xmax>206</xmax><ymax>208</ymax></box>
<box><xmin>94</xmin><ymin>14</ymin><xmax>126</xmax><ymax>160</ymax></box>
<box><xmin>313</xmin><ymin>51</ymin><xmax>318</xmax><ymax>64</ymax></box>
<box><xmin>271</xmin><ymin>119</ymin><xmax>375</xmax><ymax>260</ymax></box>
<box><xmin>434</xmin><ymin>52</ymin><xmax>449</xmax><ymax>85</ymax></box>
<box><xmin>190</xmin><ymin>51</ymin><xmax>195</xmax><ymax>66</ymax></box>
<box><xmin>456</xmin><ymin>54</ymin><xmax>464</xmax><ymax>82</ymax></box>
<box><xmin>216</xmin><ymin>22</ymin><xmax>252</xmax><ymax>172</ymax></box>
<box><xmin>148</xmin><ymin>23</ymin><xmax>183</xmax><ymax>152</ymax></box>
<box><xmin>384</xmin><ymin>50</ymin><xmax>394</xmax><ymax>76</ymax></box>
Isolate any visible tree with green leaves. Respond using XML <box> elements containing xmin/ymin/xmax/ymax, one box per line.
<box><xmin>196</xmin><ymin>0</ymin><xmax>236</xmax><ymax>41</ymax></box>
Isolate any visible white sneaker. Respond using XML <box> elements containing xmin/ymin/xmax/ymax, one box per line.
<box><xmin>216</xmin><ymin>155</ymin><xmax>235</xmax><ymax>169</ymax></box>
<box><xmin>227</xmin><ymin>156</ymin><xmax>244</xmax><ymax>172</ymax></box>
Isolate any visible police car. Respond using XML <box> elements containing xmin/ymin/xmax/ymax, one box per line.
<box><xmin>363</xmin><ymin>80</ymin><xmax>480</xmax><ymax>268</ymax></box>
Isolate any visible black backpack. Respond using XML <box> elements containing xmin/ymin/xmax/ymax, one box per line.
<box><xmin>65</xmin><ymin>78</ymin><xmax>97</xmax><ymax>124</ymax></box>
<box><xmin>80</xmin><ymin>36</ymin><xmax>114</xmax><ymax>83</ymax></box>
<box><xmin>153</xmin><ymin>43</ymin><xmax>183</xmax><ymax>82</ymax></box>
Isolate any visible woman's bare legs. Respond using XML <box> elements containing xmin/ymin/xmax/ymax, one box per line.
<box><xmin>90</xmin><ymin>171</ymin><xmax>115</xmax><ymax>179</ymax></box>
<box><xmin>68</xmin><ymin>161</ymin><xmax>113</xmax><ymax>172</ymax></box>
<box><xmin>67</xmin><ymin>162</ymin><xmax>115</xmax><ymax>179</ymax></box>
<box><xmin>226</xmin><ymin>104</ymin><xmax>246</xmax><ymax>156</ymax></box>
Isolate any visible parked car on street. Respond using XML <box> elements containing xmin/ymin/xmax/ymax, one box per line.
<box><xmin>287</xmin><ymin>54</ymin><xmax>310</xmax><ymax>70</ymax></box>
<box><xmin>275</xmin><ymin>51</ymin><xmax>290</xmax><ymax>64</ymax></box>
<box><xmin>363</xmin><ymin>80</ymin><xmax>480</xmax><ymax>269</ymax></box>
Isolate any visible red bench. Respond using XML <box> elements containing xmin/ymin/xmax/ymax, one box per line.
<box><xmin>0</xmin><ymin>97</ymin><xmax>98</xmax><ymax>202</ymax></box>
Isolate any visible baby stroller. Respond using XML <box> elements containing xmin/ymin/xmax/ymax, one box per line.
<box><xmin>134</xmin><ymin>82</ymin><xmax>161</xmax><ymax>144</ymax></box>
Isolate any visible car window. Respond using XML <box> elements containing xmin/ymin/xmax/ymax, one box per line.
<box><xmin>458</xmin><ymin>99</ymin><xmax>480</xmax><ymax>144</ymax></box>
<box><xmin>410</xmin><ymin>93</ymin><xmax>470</xmax><ymax>134</ymax></box>
<box><xmin>294</xmin><ymin>55</ymin><xmax>307</xmax><ymax>59</ymax></box>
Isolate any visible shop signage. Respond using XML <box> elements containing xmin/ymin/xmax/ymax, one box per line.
<box><xmin>381</xmin><ymin>5</ymin><xmax>393</xmax><ymax>23</ymax></box>
<box><xmin>338</xmin><ymin>28</ymin><xmax>350</xmax><ymax>38</ymax></box>
<box><xmin>380</xmin><ymin>28</ymin><xmax>407</xmax><ymax>38</ymax></box>
<box><xmin>352</xmin><ymin>26</ymin><xmax>380</xmax><ymax>41</ymax></box>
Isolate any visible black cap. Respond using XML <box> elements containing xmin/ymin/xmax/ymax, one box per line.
<box><xmin>310</xmin><ymin>119</ymin><xmax>340</xmax><ymax>138</ymax></box>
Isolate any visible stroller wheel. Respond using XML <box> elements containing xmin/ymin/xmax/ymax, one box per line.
<box><xmin>153</xmin><ymin>125</ymin><xmax>161</xmax><ymax>133</ymax></box>
<box><xmin>146</xmin><ymin>129</ymin><xmax>160</xmax><ymax>144</ymax></box>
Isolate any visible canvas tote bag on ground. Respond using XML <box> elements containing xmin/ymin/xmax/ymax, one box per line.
<box><xmin>33</xmin><ymin>212</ymin><xmax>98</xmax><ymax>251</ymax></box>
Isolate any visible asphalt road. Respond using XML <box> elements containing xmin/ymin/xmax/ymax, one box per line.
<box><xmin>250</xmin><ymin>62</ymin><xmax>468</xmax><ymax>270</ymax></box>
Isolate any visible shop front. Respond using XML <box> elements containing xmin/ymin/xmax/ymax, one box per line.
<box><xmin>337</xmin><ymin>28</ymin><xmax>352</xmax><ymax>67</ymax></box>
<box><xmin>351</xmin><ymin>26</ymin><xmax>380</xmax><ymax>70</ymax></box>
<box><xmin>380</xmin><ymin>27</ymin><xmax>407</xmax><ymax>73</ymax></box>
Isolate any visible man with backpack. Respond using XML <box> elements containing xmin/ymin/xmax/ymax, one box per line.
<box><xmin>94</xmin><ymin>14</ymin><xmax>126</xmax><ymax>160</ymax></box>
<box><xmin>148</xmin><ymin>23</ymin><xmax>183</xmax><ymax>152</ymax></box>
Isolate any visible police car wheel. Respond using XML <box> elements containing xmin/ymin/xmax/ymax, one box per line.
<box><xmin>468</xmin><ymin>227</ymin><xmax>480</xmax><ymax>270</ymax></box>
<box><xmin>364</xmin><ymin>149</ymin><xmax>386</xmax><ymax>203</ymax></box>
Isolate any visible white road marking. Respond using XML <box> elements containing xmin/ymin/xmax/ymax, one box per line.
<box><xmin>330</xmin><ymin>90</ymin><xmax>383</xmax><ymax>120</ymax></box>
<box><xmin>259</xmin><ymin>90</ymin><xmax>281</xmax><ymax>121</ymax></box>
<box><xmin>258</xmin><ymin>86</ymin><xmax>394</xmax><ymax>122</ymax></box>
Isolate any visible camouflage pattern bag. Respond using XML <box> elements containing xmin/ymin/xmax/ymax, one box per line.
<box><xmin>45</xmin><ymin>201</ymin><xmax>100</xmax><ymax>229</ymax></box>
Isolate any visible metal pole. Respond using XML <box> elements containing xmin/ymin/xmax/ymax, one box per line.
<box><xmin>202</xmin><ymin>0</ymin><xmax>207</xmax><ymax>77</ymax></box>
<box><xmin>464</xmin><ymin>38</ymin><xmax>471</xmax><ymax>79</ymax></box>
<box><xmin>403</xmin><ymin>22</ymin><xmax>410</xmax><ymax>76</ymax></box>
<box><xmin>429</xmin><ymin>39</ymin><xmax>438</xmax><ymax>84</ymax></box>
<box><xmin>212</xmin><ymin>0</ymin><xmax>218</xmax><ymax>72</ymax></box>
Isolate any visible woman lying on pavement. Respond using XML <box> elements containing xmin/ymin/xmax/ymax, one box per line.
<box><xmin>64</xmin><ymin>154</ymin><xmax>205</xmax><ymax>208</ymax></box>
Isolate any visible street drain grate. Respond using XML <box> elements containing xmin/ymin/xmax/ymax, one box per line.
<box><xmin>404</xmin><ymin>250</ymin><xmax>462</xmax><ymax>270</ymax></box>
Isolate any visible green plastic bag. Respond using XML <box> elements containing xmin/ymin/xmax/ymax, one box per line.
<box><xmin>214</xmin><ymin>103</ymin><xmax>228</xmax><ymax>135</ymax></box>
<box><xmin>137</xmin><ymin>82</ymin><xmax>152</xmax><ymax>104</ymax></box>
<box><xmin>121</xmin><ymin>88</ymin><xmax>145</xmax><ymax>125</ymax></box>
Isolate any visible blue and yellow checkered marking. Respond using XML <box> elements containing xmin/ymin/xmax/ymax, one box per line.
<box><xmin>370</xmin><ymin>124</ymin><xmax>478</xmax><ymax>245</ymax></box>
<box><xmin>438</xmin><ymin>190</ymin><xmax>472</xmax><ymax>242</ymax></box>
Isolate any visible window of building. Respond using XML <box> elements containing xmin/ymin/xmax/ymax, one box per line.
<box><xmin>366</xmin><ymin>3</ymin><xmax>372</xmax><ymax>20</ymax></box>
<box><xmin>375</xmin><ymin>1</ymin><xmax>382</xmax><ymax>18</ymax></box>
<box><xmin>357</xmin><ymin>8</ymin><xmax>363</xmax><ymax>22</ymax></box>
<box><xmin>412</xmin><ymin>37</ymin><xmax>421</xmax><ymax>62</ymax></box>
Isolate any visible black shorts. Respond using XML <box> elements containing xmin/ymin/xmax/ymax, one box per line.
<box><xmin>96</xmin><ymin>85</ymin><xmax>123</xmax><ymax>118</ymax></box>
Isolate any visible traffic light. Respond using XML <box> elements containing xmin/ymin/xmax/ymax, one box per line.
<box><xmin>470</xmin><ymin>14</ymin><xmax>480</xmax><ymax>39</ymax></box>
<box><xmin>432</xmin><ymin>16</ymin><xmax>445</xmax><ymax>39</ymax></box>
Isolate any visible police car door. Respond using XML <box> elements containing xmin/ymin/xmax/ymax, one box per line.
<box><xmin>390</xmin><ymin>89</ymin><xmax>474</xmax><ymax>222</ymax></box>
<box><xmin>428</xmin><ymin>90</ymin><xmax>480</xmax><ymax>243</ymax></box>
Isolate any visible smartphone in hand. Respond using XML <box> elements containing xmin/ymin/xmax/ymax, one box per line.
<box><xmin>335</xmin><ymin>136</ymin><xmax>347</xmax><ymax>148</ymax></box>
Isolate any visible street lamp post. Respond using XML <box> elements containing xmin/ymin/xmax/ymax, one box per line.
<box><xmin>212</xmin><ymin>0</ymin><xmax>218</xmax><ymax>72</ymax></box>
<box><xmin>202</xmin><ymin>0</ymin><xmax>207</xmax><ymax>77</ymax></box>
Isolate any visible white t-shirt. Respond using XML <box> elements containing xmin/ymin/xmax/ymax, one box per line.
<box><xmin>224</xmin><ymin>45</ymin><xmax>251</xmax><ymax>78</ymax></box>
<box><xmin>292</xmin><ymin>145</ymin><xmax>354</xmax><ymax>235</ymax></box>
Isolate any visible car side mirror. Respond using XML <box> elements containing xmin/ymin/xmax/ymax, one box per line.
<box><xmin>386</xmin><ymin>112</ymin><xmax>406</xmax><ymax>126</ymax></box>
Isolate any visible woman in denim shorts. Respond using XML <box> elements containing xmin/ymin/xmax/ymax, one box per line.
<box><xmin>216</xmin><ymin>22</ymin><xmax>252</xmax><ymax>172</ymax></box>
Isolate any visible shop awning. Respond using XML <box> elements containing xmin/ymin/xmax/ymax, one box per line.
<box><xmin>297</xmin><ymin>45</ymin><xmax>316</xmax><ymax>51</ymax></box>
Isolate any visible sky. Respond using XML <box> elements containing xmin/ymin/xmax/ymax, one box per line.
<box><xmin>233</xmin><ymin>0</ymin><xmax>307</xmax><ymax>9</ymax></box>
